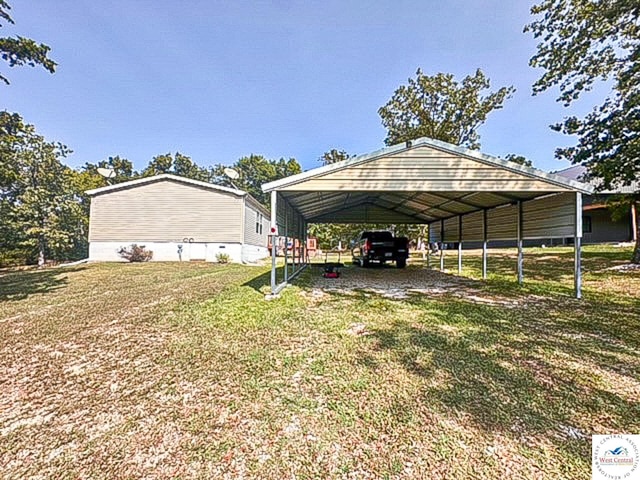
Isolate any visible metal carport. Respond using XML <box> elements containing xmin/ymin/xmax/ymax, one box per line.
<box><xmin>262</xmin><ymin>137</ymin><xmax>593</xmax><ymax>298</ymax></box>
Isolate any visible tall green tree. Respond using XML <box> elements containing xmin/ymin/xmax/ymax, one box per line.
<box><xmin>212</xmin><ymin>155</ymin><xmax>302</xmax><ymax>207</ymax></box>
<box><xmin>141</xmin><ymin>152</ymin><xmax>210</xmax><ymax>181</ymax></box>
<box><xmin>0</xmin><ymin>110</ymin><xmax>23</xmax><ymax>188</ymax></box>
<box><xmin>0</xmin><ymin>114</ymin><xmax>80</xmax><ymax>266</ymax></box>
<box><xmin>83</xmin><ymin>155</ymin><xmax>137</xmax><ymax>184</ymax></box>
<box><xmin>0</xmin><ymin>1</ymin><xmax>56</xmax><ymax>85</ymax></box>
<box><xmin>526</xmin><ymin>0</ymin><xmax>640</xmax><ymax>262</ymax></box>
<box><xmin>378</xmin><ymin>68</ymin><xmax>514</xmax><ymax>148</ymax></box>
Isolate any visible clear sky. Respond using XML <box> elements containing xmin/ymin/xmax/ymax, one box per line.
<box><xmin>4</xmin><ymin>0</ymin><xmax>607</xmax><ymax>173</ymax></box>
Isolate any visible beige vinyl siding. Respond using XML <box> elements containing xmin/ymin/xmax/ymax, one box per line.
<box><xmin>278</xmin><ymin>146</ymin><xmax>572</xmax><ymax>192</ymax></box>
<box><xmin>428</xmin><ymin>193</ymin><xmax>578</xmax><ymax>242</ymax></box>
<box><xmin>522</xmin><ymin>192</ymin><xmax>577</xmax><ymax>239</ymax></box>
<box><xmin>89</xmin><ymin>179</ymin><xmax>243</xmax><ymax>243</ymax></box>
<box><xmin>461</xmin><ymin>210</ymin><xmax>485</xmax><ymax>241</ymax></box>
<box><xmin>486</xmin><ymin>205</ymin><xmax>519</xmax><ymax>240</ymax></box>
<box><xmin>243</xmin><ymin>204</ymin><xmax>269</xmax><ymax>246</ymax></box>
<box><xmin>443</xmin><ymin>216</ymin><xmax>461</xmax><ymax>242</ymax></box>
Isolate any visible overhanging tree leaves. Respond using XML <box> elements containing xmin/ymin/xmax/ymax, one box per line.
<box><xmin>141</xmin><ymin>152</ymin><xmax>210</xmax><ymax>181</ymax></box>
<box><xmin>212</xmin><ymin>155</ymin><xmax>302</xmax><ymax>207</ymax></box>
<box><xmin>0</xmin><ymin>1</ymin><xmax>56</xmax><ymax>85</ymax></box>
<box><xmin>83</xmin><ymin>155</ymin><xmax>137</xmax><ymax>184</ymax></box>
<box><xmin>378</xmin><ymin>68</ymin><xmax>514</xmax><ymax>148</ymax></box>
<box><xmin>319</xmin><ymin>149</ymin><xmax>352</xmax><ymax>166</ymax></box>
<box><xmin>504</xmin><ymin>153</ymin><xmax>533</xmax><ymax>168</ymax></box>
<box><xmin>526</xmin><ymin>0</ymin><xmax>640</xmax><ymax>262</ymax></box>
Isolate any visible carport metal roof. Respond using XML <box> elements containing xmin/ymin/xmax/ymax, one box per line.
<box><xmin>262</xmin><ymin>137</ymin><xmax>592</xmax><ymax>224</ymax></box>
<box><xmin>262</xmin><ymin>137</ymin><xmax>593</xmax><ymax>299</ymax></box>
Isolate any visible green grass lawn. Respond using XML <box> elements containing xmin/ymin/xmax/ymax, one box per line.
<box><xmin>1</xmin><ymin>246</ymin><xmax>639</xmax><ymax>479</ymax></box>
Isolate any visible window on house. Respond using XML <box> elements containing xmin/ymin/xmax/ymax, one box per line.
<box><xmin>256</xmin><ymin>212</ymin><xmax>263</xmax><ymax>234</ymax></box>
<box><xmin>583</xmin><ymin>215</ymin><xmax>592</xmax><ymax>234</ymax></box>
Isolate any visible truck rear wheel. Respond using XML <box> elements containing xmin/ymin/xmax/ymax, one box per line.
<box><xmin>397</xmin><ymin>258</ymin><xmax>407</xmax><ymax>269</ymax></box>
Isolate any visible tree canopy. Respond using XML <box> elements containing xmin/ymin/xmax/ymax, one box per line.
<box><xmin>141</xmin><ymin>152</ymin><xmax>210</xmax><ymax>182</ymax></box>
<box><xmin>211</xmin><ymin>155</ymin><xmax>302</xmax><ymax>207</ymax></box>
<box><xmin>526</xmin><ymin>0</ymin><xmax>640</xmax><ymax>262</ymax></box>
<box><xmin>319</xmin><ymin>149</ymin><xmax>353</xmax><ymax>166</ymax></box>
<box><xmin>504</xmin><ymin>154</ymin><xmax>533</xmax><ymax>168</ymax></box>
<box><xmin>525</xmin><ymin>0</ymin><xmax>639</xmax><ymax>190</ymax></box>
<box><xmin>0</xmin><ymin>113</ymin><xmax>83</xmax><ymax>265</ymax></box>
<box><xmin>378</xmin><ymin>68</ymin><xmax>514</xmax><ymax>148</ymax></box>
<box><xmin>0</xmin><ymin>1</ymin><xmax>56</xmax><ymax>85</ymax></box>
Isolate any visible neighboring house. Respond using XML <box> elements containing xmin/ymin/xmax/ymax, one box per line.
<box><xmin>86</xmin><ymin>174</ymin><xmax>271</xmax><ymax>263</ymax></box>
<box><xmin>555</xmin><ymin>165</ymin><xmax>638</xmax><ymax>244</ymax></box>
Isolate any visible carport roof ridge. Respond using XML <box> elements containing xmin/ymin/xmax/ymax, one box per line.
<box><xmin>261</xmin><ymin>137</ymin><xmax>593</xmax><ymax>194</ymax></box>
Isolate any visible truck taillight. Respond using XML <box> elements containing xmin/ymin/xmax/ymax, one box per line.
<box><xmin>364</xmin><ymin>240</ymin><xmax>372</xmax><ymax>253</ymax></box>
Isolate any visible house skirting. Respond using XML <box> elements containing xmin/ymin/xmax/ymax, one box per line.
<box><xmin>89</xmin><ymin>241</ymin><xmax>268</xmax><ymax>264</ymax></box>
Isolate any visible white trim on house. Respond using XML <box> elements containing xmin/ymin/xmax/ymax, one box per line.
<box><xmin>89</xmin><ymin>241</ymin><xmax>269</xmax><ymax>264</ymax></box>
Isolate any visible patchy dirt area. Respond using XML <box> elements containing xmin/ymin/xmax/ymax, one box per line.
<box><xmin>2</xmin><ymin>247</ymin><xmax>639</xmax><ymax>479</ymax></box>
<box><xmin>311</xmin><ymin>263</ymin><xmax>469</xmax><ymax>295</ymax></box>
<box><xmin>606</xmin><ymin>263</ymin><xmax>640</xmax><ymax>272</ymax></box>
<box><xmin>308</xmin><ymin>264</ymin><xmax>525</xmax><ymax>307</ymax></box>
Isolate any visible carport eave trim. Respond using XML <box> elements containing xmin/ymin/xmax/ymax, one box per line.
<box><xmin>261</xmin><ymin>137</ymin><xmax>594</xmax><ymax>195</ymax></box>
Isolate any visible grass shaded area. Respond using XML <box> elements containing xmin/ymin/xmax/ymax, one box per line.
<box><xmin>1</xmin><ymin>246</ymin><xmax>638</xmax><ymax>479</ymax></box>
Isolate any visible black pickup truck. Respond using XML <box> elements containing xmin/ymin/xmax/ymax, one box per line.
<box><xmin>351</xmin><ymin>231</ymin><xmax>409</xmax><ymax>268</ymax></box>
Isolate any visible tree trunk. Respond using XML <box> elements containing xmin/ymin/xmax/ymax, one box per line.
<box><xmin>632</xmin><ymin>201</ymin><xmax>640</xmax><ymax>264</ymax></box>
<box><xmin>37</xmin><ymin>235</ymin><xmax>45</xmax><ymax>268</ymax></box>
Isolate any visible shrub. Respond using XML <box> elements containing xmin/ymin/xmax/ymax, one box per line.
<box><xmin>118</xmin><ymin>244</ymin><xmax>153</xmax><ymax>262</ymax></box>
<box><xmin>216</xmin><ymin>252</ymin><xmax>231</xmax><ymax>264</ymax></box>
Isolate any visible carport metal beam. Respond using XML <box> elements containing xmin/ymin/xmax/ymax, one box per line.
<box><xmin>270</xmin><ymin>191</ymin><xmax>281</xmax><ymax>295</ymax></box>
<box><xmin>482</xmin><ymin>209</ymin><xmax>488</xmax><ymax>280</ymax></box>
<box><xmin>575</xmin><ymin>192</ymin><xmax>582</xmax><ymax>299</ymax></box>
<box><xmin>440</xmin><ymin>219</ymin><xmax>445</xmax><ymax>271</ymax></box>
<box><xmin>458</xmin><ymin>215</ymin><xmax>463</xmax><ymax>274</ymax></box>
<box><xmin>517</xmin><ymin>201</ymin><xmax>524</xmax><ymax>285</ymax></box>
<box><xmin>269</xmin><ymin>191</ymin><xmax>309</xmax><ymax>297</ymax></box>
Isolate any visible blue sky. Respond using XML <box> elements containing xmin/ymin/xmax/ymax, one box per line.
<box><xmin>4</xmin><ymin>1</ymin><xmax>607</xmax><ymax>173</ymax></box>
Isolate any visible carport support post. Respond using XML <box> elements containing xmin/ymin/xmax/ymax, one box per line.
<box><xmin>457</xmin><ymin>216</ymin><xmax>463</xmax><ymax>274</ymax></box>
<box><xmin>575</xmin><ymin>192</ymin><xmax>583</xmax><ymax>299</ymax></box>
<box><xmin>426</xmin><ymin>225</ymin><xmax>431</xmax><ymax>268</ymax></box>
<box><xmin>439</xmin><ymin>219</ymin><xmax>445</xmax><ymax>272</ymax></box>
<box><xmin>284</xmin><ymin>210</ymin><xmax>289</xmax><ymax>283</ymax></box>
<box><xmin>517</xmin><ymin>201</ymin><xmax>524</xmax><ymax>285</ymax></box>
<box><xmin>291</xmin><ymin>220</ymin><xmax>295</xmax><ymax>274</ymax></box>
<box><xmin>303</xmin><ymin>220</ymin><xmax>308</xmax><ymax>264</ymax></box>
<box><xmin>482</xmin><ymin>209</ymin><xmax>488</xmax><ymax>280</ymax></box>
<box><xmin>270</xmin><ymin>191</ymin><xmax>277</xmax><ymax>294</ymax></box>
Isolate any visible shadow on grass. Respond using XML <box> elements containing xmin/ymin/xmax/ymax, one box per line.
<box><xmin>0</xmin><ymin>267</ymin><xmax>82</xmax><ymax>302</ymax></box>
<box><xmin>345</xmin><ymin>292</ymin><xmax>640</xmax><ymax>470</ymax></box>
<box><xmin>242</xmin><ymin>265</ymin><xmax>288</xmax><ymax>294</ymax></box>
<box><xmin>305</xmin><ymin>246</ymin><xmax>639</xmax><ymax>462</ymax></box>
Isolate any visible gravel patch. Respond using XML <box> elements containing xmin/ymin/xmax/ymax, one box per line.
<box><xmin>309</xmin><ymin>264</ymin><xmax>522</xmax><ymax>306</ymax></box>
<box><xmin>312</xmin><ymin>263</ymin><xmax>465</xmax><ymax>291</ymax></box>
<box><xmin>606</xmin><ymin>263</ymin><xmax>640</xmax><ymax>272</ymax></box>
